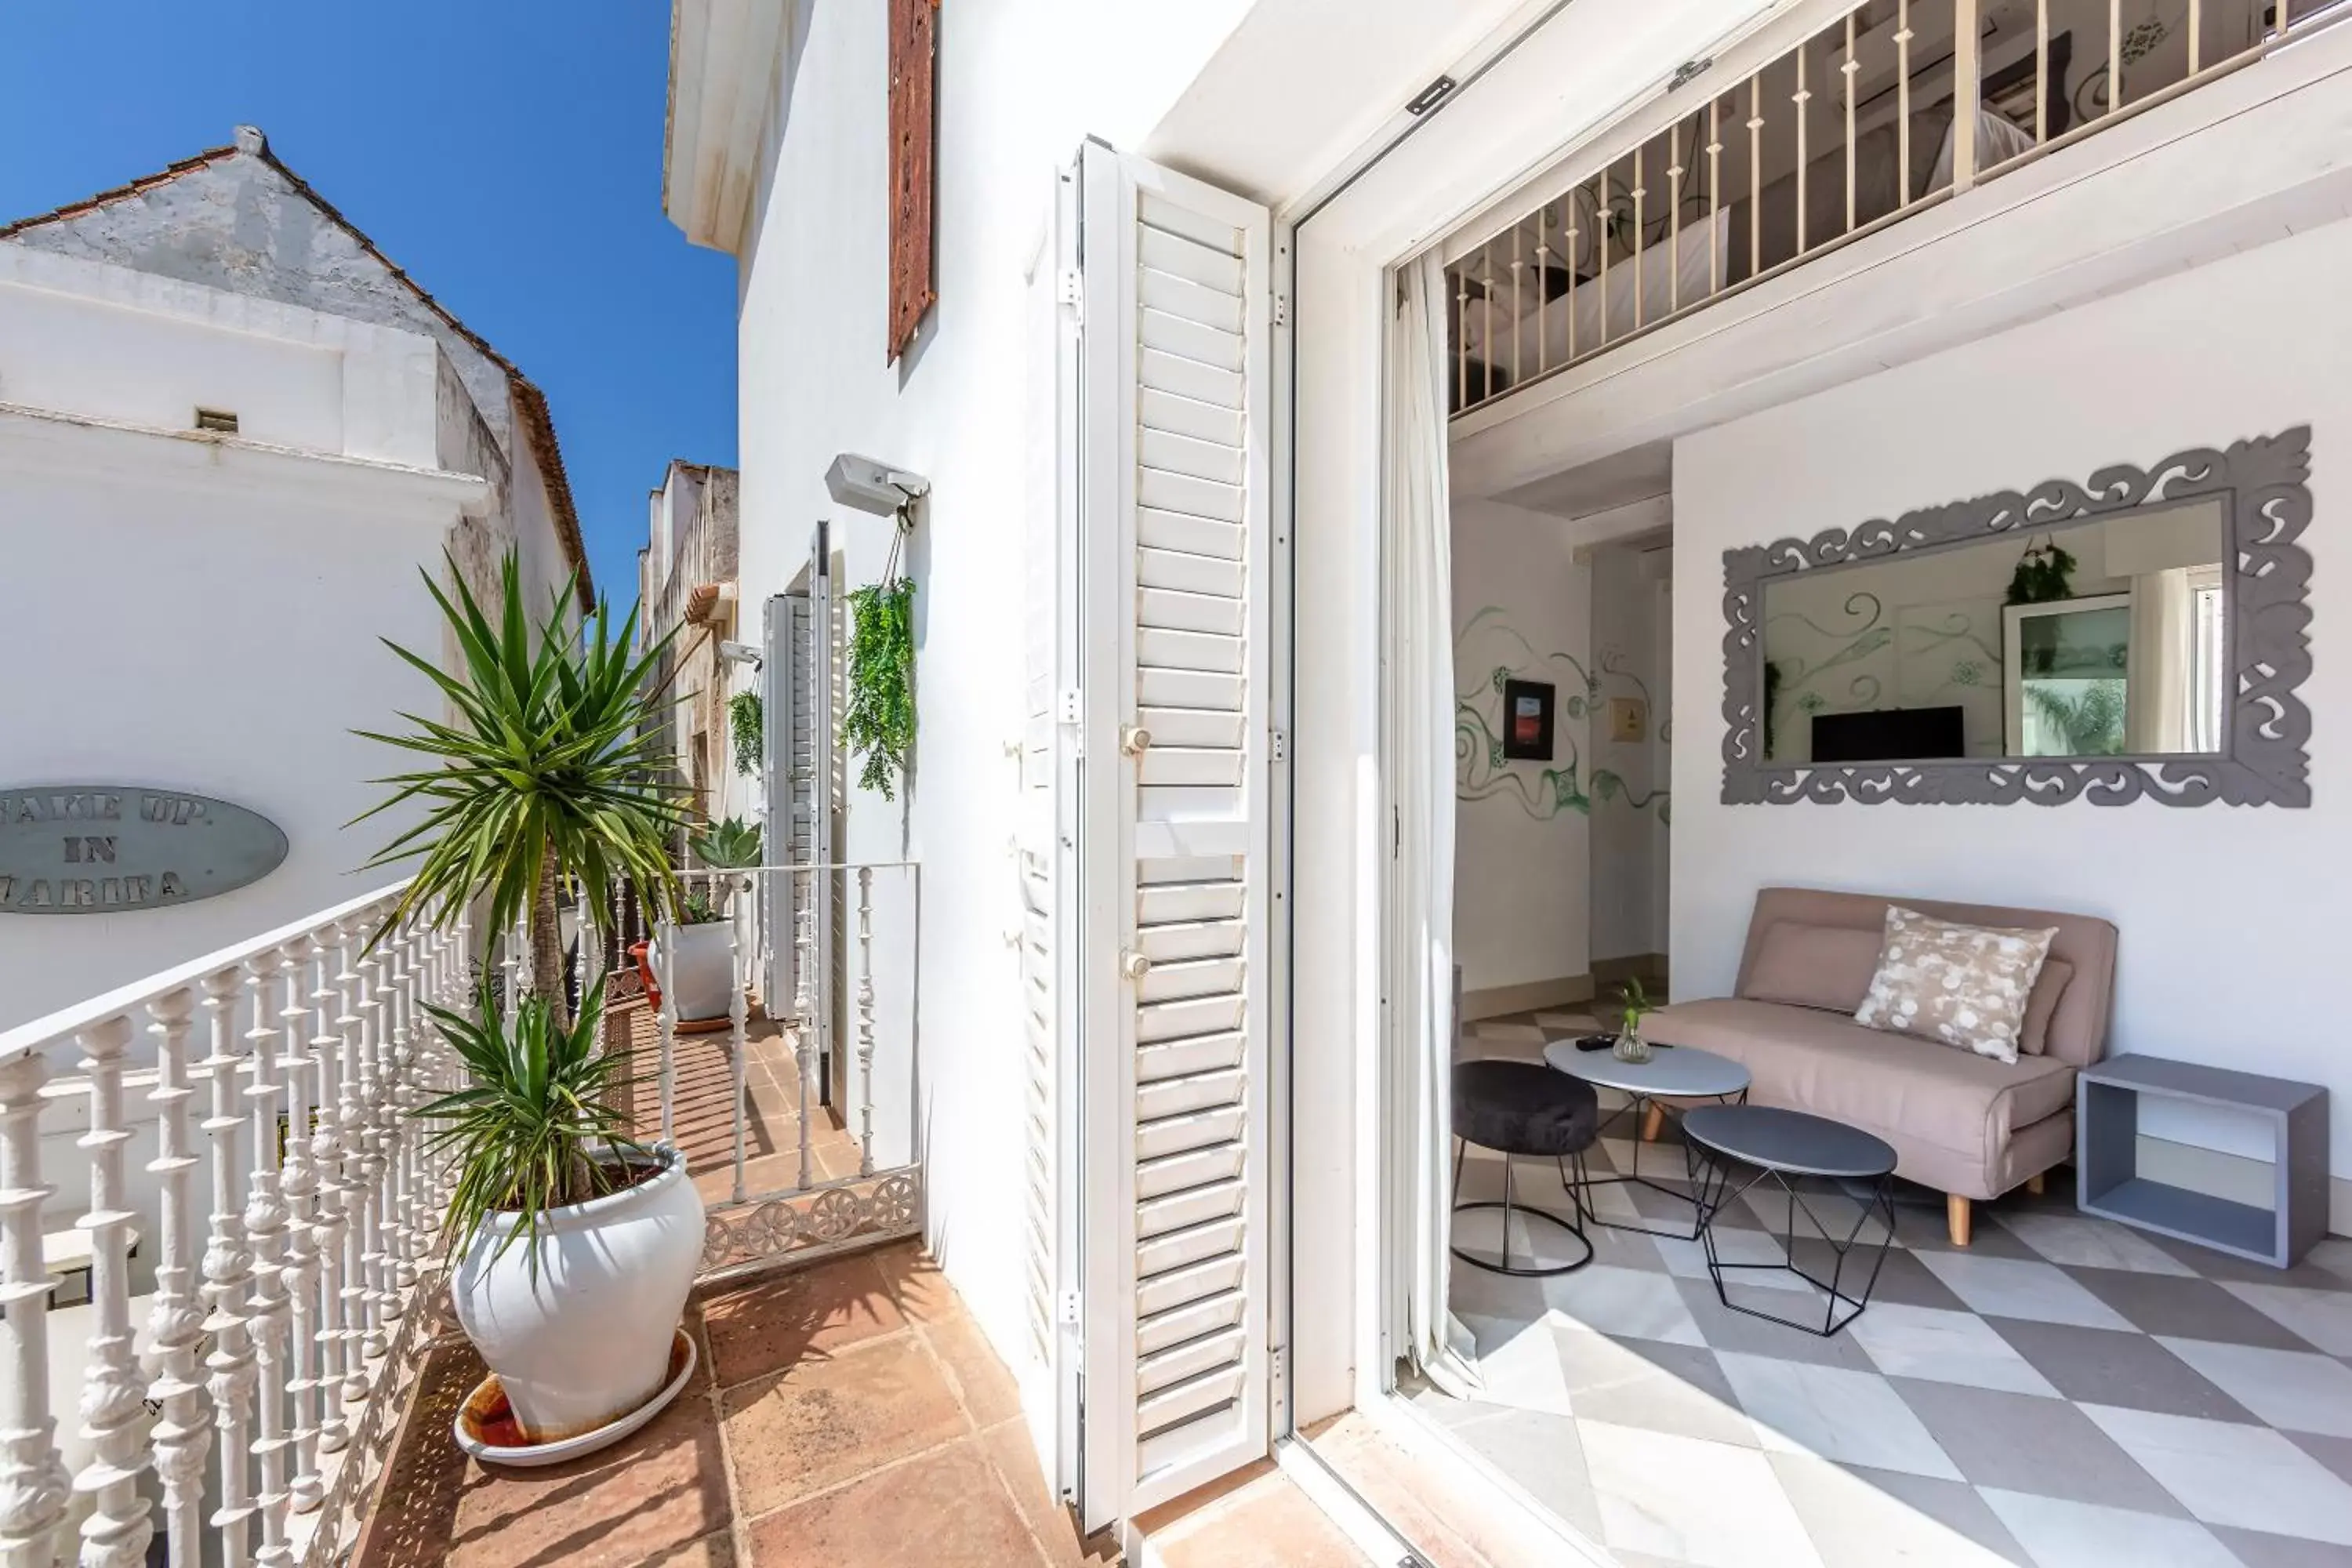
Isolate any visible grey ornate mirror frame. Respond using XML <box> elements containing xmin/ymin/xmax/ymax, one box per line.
<box><xmin>1720</xmin><ymin>426</ymin><xmax>2314</xmax><ymax>807</ymax></box>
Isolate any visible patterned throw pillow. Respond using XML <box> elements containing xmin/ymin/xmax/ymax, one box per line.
<box><xmin>1853</xmin><ymin>906</ymin><xmax>2057</xmax><ymax>1065</ymax></box>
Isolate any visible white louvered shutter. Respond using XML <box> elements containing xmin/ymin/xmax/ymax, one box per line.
<box><xmin>1075</xmin><ymin>144</ymin><xmax>1273</xmax><ymax>1525</ymax></box>
<box><xmin>761</xmin><ymin>590</ymin><xmax>795</xmax><ymax>1010</ymax></box>
<box><xmin>1014</xmin><ymin>162</ymin><xmax>1085</xmax><ymax>1491</ymax></box>
<box><xmin>765</xmin><ymin>533</ymin><xmax>834</xmax><ymax>1054</ymax></box>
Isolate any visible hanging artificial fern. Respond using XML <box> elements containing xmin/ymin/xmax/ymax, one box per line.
<box><xmin>2004</xmin><ymin>539</ymin><xmax>2079</xmax><ymax>607</ymax></box>
<box><xmin>844</xmin><ymin>575</ymin><xmax>917</xmax><ymax>800</ymax></box>
<box><xmin>728</xmin><ymin>690</ymin><xmax>763</xmax><ymax>776</ymax></box>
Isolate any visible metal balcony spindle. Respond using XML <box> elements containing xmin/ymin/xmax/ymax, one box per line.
<box><xmin>794</xmin><ymin>870</ymin><xmax>818</xmax><ymax>1191</ymax></box>
<box><xmin>2190</xmin><ymin>0</ymin><xmax>2201</xmax><ymax>72</ymax></box>
<box><xmin>1479</xmin><ymin>241</ymin><xmax>1496</xmax><ymax>402</ymax></box>
<box><xmin>858</xmin><ymin>866</ymin><xmax>877</xmax><ymax>1177</ymax></box>
<box><xmin>310</xmin><ymin>931</ymin><xmax>351</xmax><ymax>1461</ymax></box>
<box><xmin>1631</xmin><ymin>151</ymin><xmax>1648</xmax><ymax>332</ymax></box>
<box><xmin>1844</xmin><ymin>14</ymin><xmax>1860</xmax><ymax>234</ymax></box>
<box><xmin>1454</xmin><ymin>263</ymin><xmax>1469</xmax><ymax>408</ymax></box>
<box><xmin>1748</xmin><ymin>74</ymin><xmax>1765</xmax><ymax>278</ymax></box>
<box><xmin>1708</xmin><ymin>100</ymin><xmax>1724</xmax><ymax>295</ymax></box>
<box><xmin>1954</xmin><ymin>0</ymin><xmax>1981</xmax><ymax>191</ymax></box>
<box><xmin>241</xmin><ymin>946</ymin><xmax>293</xmax><ymax>1568</ymax></box>
<box><xmin>2036</xmin><ymin>0</ymin><xmax>2050</xmax><ymax>143</ymax></box>
<box><xmin>198</xmin><ymin>964</ymin><xmax>256</xmax><ymax>1568</ymax></box>
<box><xmin>1534</xmin><ymin>209</ymin><xmax>1552</xmax><ymax>375</ymax></box>
<box><xmin>2109</xmin><ymin>0</ymin><xmax>2123</xmax><ymax>115</ymax></box>
<box><xmin>0</xmin><ymin>1051</ymin><xmax>71</xmax><ymax>1568</ymax></box>
<box><xmin>1794</xmin><ymin>43</ymin><xmax>1812</xmax><ymax>256</ymax></box>
<box><xmin>1898</xmin><ymin>0</ymin><xmax>1914</xmax><ymax>203</ymax></box>
<box><xmin>144</xmin><ymin>986</ymin><xmax>211</xmax><ymax>1568</ymax></box>
<box><xmin>278</xmin><ymin>938</ymin><xmax>325</xmax><ymax>1517</ymax></box>
<box><xmin>1564</xmin><ymin>191</ymin><xmax>1582</xmax><ymax>361</ymax></box>
<box><xmin>1508</xmin><ymin>225</ymin><xmax>1524</xmax><ymax>389</ymax></box>
<box><xmin>1668</xmin><ymin>122</ymin><xmax>1685</xmax><ymax>314</ymax></box>
<box><xmin>729</xmin><ymin>875</ymin><xmax>750</xmax><ymax>1205</ymax></box>
<box><xmin>1597</xmin><ymin>181</ymin><xmax>1611</xmax><ymax>346</ymax></box>
<box><xmin>74</xmin><ymin>1012</ymin><xmax>154</xmax><ymax>1566</ymax></box>
<box><xmin>655</xmin><ymin>908</ymin><xmax>679</xmax><ymax>1147</ymax></box>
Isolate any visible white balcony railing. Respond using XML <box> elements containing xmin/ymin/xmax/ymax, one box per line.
<box><xmin>0</xmin><ymin>884</ymin><xmax>461</xmax><ymax>1568</ymax></box>
<box><xmin>1447</xmin><ymin>0</ymin><xmax>2348</xmax><ymax>415</ymax></box>
<box><xmin>0</xmin><ymin>859</ymin><xmax>920</xmax><ymax>1568</ymax></box>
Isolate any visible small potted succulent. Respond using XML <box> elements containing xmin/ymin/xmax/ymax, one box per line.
<box><xmin>1612</xmin><ymin>977</ymin><xmax>1656</xmax><ymax>1065</ymax></box>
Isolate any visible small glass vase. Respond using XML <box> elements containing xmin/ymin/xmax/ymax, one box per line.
<box><xmin>1613</xmin><ymin>1029</ymin><xmax>1652</xmax><ymax>1065</ymax></box>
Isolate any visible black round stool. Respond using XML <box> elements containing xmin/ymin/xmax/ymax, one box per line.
<box><xmin>1451</xmin><ymin>1058</ymin><xmax>1599</xmax><ymax>1277</ymax></box>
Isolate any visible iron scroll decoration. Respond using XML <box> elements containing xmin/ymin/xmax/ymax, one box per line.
<box><xmin>1719</xmin><ymin>427</ymin><xmax>2314</xmax><ymax>807</ymax></box>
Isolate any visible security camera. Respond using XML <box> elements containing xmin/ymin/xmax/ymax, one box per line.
<box><xmin>717</xmin><ymin>641</ymin><xmax>762</xmax><ymax>667</ymax></box>
<box><xmin>825</xmin><ymin>452</ymin><xmax>931</xmax><ymax>517</ymax></box>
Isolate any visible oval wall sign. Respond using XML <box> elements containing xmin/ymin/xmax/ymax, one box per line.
<box><xmin>0</xmin><ymin>786</ymin><xmax>288</xmax><ymax>916</ymax></box>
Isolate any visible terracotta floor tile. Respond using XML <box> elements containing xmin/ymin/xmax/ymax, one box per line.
<box><xmin>978</xmin><ymin>1419</ymin><xmax>1118</xmax><ymax>1568</ymax></box>
<box><xmin>746</xmin><ymin>1438</ymin><xmax>1049</xmax><ymax>1568</ymax></box>
<box><xmin>1149</xmin><ymin>1470</ymin><xmax>1368</xmax><ymax>1568</ymax></box>
<box><xmin>922</xmin><ymin>1308</ymin><xmax>1025</xmax><ymax>1428</ymax></box>
<box><xmin>641</xmin><ymin>1530</ymin><xmax>736</xmax><ymax>1566</ymax></box>
<box><xmin>698</xmin><ymin>1254</ymin><xmax>906</xmax><ymax>1387</ymax></box>
<box><xmin>875</xmin><ymin>1241</ymin><xmax>961</xmax><ymax>1327</ymax></box>
<box><xmin>357</xmin><ymin>1339</ymin><xmax>729</xmax><ymax>1568</ymax></box>
<box><xmin>720</xmin><ymin>1329</ymin><xmax>972</xmax><ymax>1515</ymax></box>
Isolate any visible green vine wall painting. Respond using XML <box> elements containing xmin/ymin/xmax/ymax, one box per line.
<box><xmin>1455</xmin><ymin>608</ymin><xmax>1670</xmax><ymax>824</ymax></box>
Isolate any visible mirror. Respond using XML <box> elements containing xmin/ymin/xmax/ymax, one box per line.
<box><xmin>1720</xmin><ymin>430</ymin><xmax>2314</xmax><ymax>808</ymax></box>
<box><xmin>1759</xmin><ymin>499</ymin><xmax>2226</xmax><ymax>765</ymax></box>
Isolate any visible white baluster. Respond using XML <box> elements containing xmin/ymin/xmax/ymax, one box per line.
<box><xmin>198</xmin><ymin>966</ymin><xmax>256</xmax><ymax>1568</ymax></box>
<box><xmin>0</xmin><ymin>1052</ymin><xmax>71</xmax><ymax>1568</ymax></box>
<box><xmin>858</xmin><ymin>867</ymin><xmax>877</xmax><ymax>1178</ymax></box>
<box><xmin>728</xmin><ymin>875</ymin><xmax>750</xmax><ymax>1203</ymax></box>
<box><xmin>241</xmin><ymin>947</ymin><xmax>293</xmax><ymax>1568</ymax></box>
<box><xmin>144</xmin><ymin>989</ymin><xmax>210</xmax><ymax>1567</ymax></box>
<box><xmin>275</xmin><ymin>940</ymin><xmax>323</xmax><ymax>1516</ymax></box>
<box><xmin>353</xmin><ymin>937</ymin><xmax>389</xmax><ymax>1371</ymax></box>
<box><xmin>794</xmin><ymin>873</ymin><xmax>817</xmax><ymax>1192</ymax></box>
<box><xmin>309</xmin><ymin>931</ymin><xmax>350</xmax><ymax>1461</ymax></box>
<box><xmin>73</xmin><ymin>1013</ymin><xmax>154</xmax><ymax>1566</ymax></box>
<box><xmin>575</xmin><ymin>880</ymin><xmax>596</xmax><ymax>1012</ymax></box>
<box><xmin>387</xmin><ymin>930</ymin><xmax>417</xmax><ymax>1304</ymax></box>
<box><xmin>336</xmin><ymin>929</ymin><xmax>372</xmax><ymax>1404</ymax></box>
<box><xmin>655</xmin><ymin>907</ymin><xmax>677</xmax><ymax>1148</ymax></box>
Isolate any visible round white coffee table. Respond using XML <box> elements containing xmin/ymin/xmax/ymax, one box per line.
<box><xmin>1542</xmin><ymin>1038</ymin><xmax>1750</xmax><ymax>1240</ymax></box>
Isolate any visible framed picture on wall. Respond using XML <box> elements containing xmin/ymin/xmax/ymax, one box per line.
<box><xmin>1501</xmin><ymin>678</ymin><xmax>1555</xmax><ymax>760</ymax></box>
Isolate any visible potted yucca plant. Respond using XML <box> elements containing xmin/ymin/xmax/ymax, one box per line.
<box><xmin>656</xmin><ymin>817</ymin><xmax>761</xmax><ymax>1028</ymax></box>
<box><xmin>356</xmin><ymin>551</ymin><xmax>702</xmax><ymax>1453</ymax></box>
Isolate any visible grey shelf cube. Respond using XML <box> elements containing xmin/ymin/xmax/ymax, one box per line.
<box><xmin>2076</xmin><ymin>1054</ymin><xmax>2329</xmax><ymax>1269</ymax></box>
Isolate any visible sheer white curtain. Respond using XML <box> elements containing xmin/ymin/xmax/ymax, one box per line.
<box><xmin>1385</xmin><ymin>250</ymin><xmax>1481</xmax><ymax>1395</ymax></box>
<box><xmin>2125</xmin><ymin>568</ymin><xmax>2194</xmax><ymax>753</ymax></box>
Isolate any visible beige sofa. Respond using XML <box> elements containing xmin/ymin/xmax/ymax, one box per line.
<box><xmin>1643</xmin><ymin>887</ymin><xmax>2118</xmax><ymax>1246</ymax></box>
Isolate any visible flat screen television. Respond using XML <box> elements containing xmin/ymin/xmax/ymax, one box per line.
<box><xmin>1809</xmin><ymin>706</ymin><xmax>1965</xmax><ymax>764</ymax></box>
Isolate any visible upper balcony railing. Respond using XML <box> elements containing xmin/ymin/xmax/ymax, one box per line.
<box><xmin>1447</xmin><ymin>0</ymin><xmax>2346</xmax><ymax>416</ymax></box>
<box><xmin>0</xmin><ymin>860</ymin><xmax>919</xmax><ymax>1568</ymax></box>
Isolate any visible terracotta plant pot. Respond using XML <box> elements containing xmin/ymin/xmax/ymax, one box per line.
<box><xmin>630</xmin><ymin>940</ymin><xmax>661</xmax><ymax>1011</ymax></box>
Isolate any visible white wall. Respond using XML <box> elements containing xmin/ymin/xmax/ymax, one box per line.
<box><xmin>0</xmin><ymin>416</ymin><xmax>470</xmax><ymax>1029</ymax></box>
<box><xmin>1451</xmin><ymin>497</ymin><xmax>1590</xmax><ymax>997</ymax></box>
<box><xmin>1588</xmin><ymin>542</ymin><xmax>1668</xmax><ymax>964</ymax></box>
<box><xmin>728</xmin><ymin>0</ymin><xmax>1265</xmax><ymax>1386</ymax></box>
<box><xmin>1673</xmin><ymin>214</ymin><xmax>2352</xmax><ymax>1181</ymax></box>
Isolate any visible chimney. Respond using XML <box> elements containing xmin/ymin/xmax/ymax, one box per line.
<box><xmin>233</xmin><ymin>125</ymin><xmax>267</xmax><ymax>155</ymax></box>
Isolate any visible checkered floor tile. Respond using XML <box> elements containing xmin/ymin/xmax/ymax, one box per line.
<box><xmin>1418</xmin><ymin>1016</ymin><xmax>2352</xmax><ymax>1568</ymax></box>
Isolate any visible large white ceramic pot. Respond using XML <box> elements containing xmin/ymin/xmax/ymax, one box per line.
<box><xmin>652</xmin><ymin>920</ymin><xmax>736</xmax><ymax>1026</ymax></box>
<box><xmin>451</xmin><ymin>1147</ymin><xmax>706</xmax><ymax>1443</ymax></box>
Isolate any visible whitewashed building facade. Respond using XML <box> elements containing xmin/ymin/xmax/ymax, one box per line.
<box><xmin>0</xmin><ymin>126</ymin><xmax>590</xmax><ymax>1029</ymax></box>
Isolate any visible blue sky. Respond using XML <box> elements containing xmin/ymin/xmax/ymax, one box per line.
<box><xmin>0</xmin><ymin>1</ymin><xmax>739</xmax><ymax>611</ymax></box>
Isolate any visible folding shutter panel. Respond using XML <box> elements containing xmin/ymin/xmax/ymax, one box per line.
<box><xmin>1076</xmin><ymin>143</ymin><xmax>1273</xmax><ymax>1524</ymax></box>
<box><xmin>806</xmin><ymin>526</ymin><xmax>836</xmax><ymax>1090</ymax></box>
<box><xmin>762</xmin><ymin>592</ymin><xmax>795</xmax><ymax>1010</ymax></box>
<box><xmin>1014</xmin><ymin>165</ymin><xmax>1084</xmax><ymax>1490</ymax></box>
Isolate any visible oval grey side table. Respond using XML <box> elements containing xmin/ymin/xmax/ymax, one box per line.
<box><xmin>1543</xmin><ymin>1039</ymin><xmax>1750</xmax><ymax>1240</ymax></box>
<box><xmin>1683</xmin><ymin>1105</ymin><xmax>1900</xmax><ymax>1339</ymax></box>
